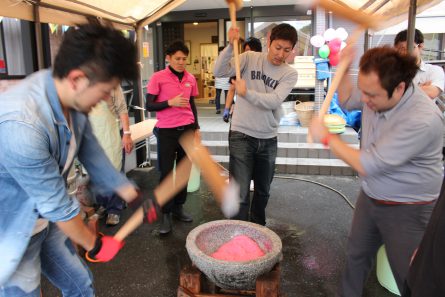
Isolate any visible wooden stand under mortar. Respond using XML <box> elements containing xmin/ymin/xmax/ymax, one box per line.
<box><xmin>178</xmin><ymin>263</ymin><xmax>282</xmax><ymax>297</ymax></box>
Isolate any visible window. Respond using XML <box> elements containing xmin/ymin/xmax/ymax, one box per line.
<box><xmin>0</xmin><ymin>18</ymin><xmax>6</xmax><ymax>74</ymax></box>
<box><xmin>0</xmin><ymin>17</ymin><xmax>34</xmax><ymax>77</ymax></box>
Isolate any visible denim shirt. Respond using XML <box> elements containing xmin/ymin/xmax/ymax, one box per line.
<box><xmin>0</xmin><ymin>70</ymin><xmax>130</xmax><ymax>285</ymax></box>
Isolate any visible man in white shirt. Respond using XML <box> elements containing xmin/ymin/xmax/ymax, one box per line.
<box><xmin>394</xmin><ymin>29</ymin><xmax>445</xmax><ymax>157</ymax></box>
<box><xmin>394</xmin><ymin>29</ymin><xmax>444</xmax><ymax>100</ymax></box>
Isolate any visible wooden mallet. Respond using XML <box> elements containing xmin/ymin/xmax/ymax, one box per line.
<box><xmin>305</xmin><ymin>0</ymin><xmax>385</xmax><ymax>142</ymax></box>
<box><xmin>114</xmin><ymin>157</ymin><xmax>192</xmax><ymax>241</ymax></box>
<box><xmin>226</xmin><ymin>0</ymin><xmax>243</xmax><ymax>80</ymax></box>
<box><xmin>179</xmin><ymin>130</ymin><xmax>240</xmax><ymax>218</ymax></box>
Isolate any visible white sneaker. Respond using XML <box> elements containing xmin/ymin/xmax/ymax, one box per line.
<box><xmin>106</xmin><ymin>213</ymin><xmax>120</xmax><ymax>226</ymax></box>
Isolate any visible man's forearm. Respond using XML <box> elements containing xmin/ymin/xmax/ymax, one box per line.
<box><xmin>329</xmin><ymin>134</ymin><xmax>366</xmax><ymax>176</ymax></box>
<box><xmin>337</xmin><ymin>71</ymin><xmax>354</xmax><ymax>105</ymax></box>
<box><xmin>214</xmin><ymin>46</ymin><xmax>235</xmax><ymax>77</ymax></box>
<box><xmin>116</xmin><ymin>183</ymin><xmax>138</xmax><ymax>202</ymax></box>
<box><xmin>56</xmin><ymin>213</ymin><xmax>96</xmax><ymax>251</ymax></box>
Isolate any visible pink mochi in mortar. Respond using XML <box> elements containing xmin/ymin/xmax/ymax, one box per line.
<box><xmin>211</xmin><ymin>235</ymin><xmax>265</xmax><ymax>262</ymax></box>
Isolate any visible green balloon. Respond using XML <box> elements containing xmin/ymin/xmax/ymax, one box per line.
<box><xmin>318</xmin><ymin>45</ymin><xmax>330</xmax><ymax>59</ymax></box>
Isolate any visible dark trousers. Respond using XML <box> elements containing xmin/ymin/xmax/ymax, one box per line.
<box><xmin>228</xmin><ymin>131</ymin><xmax>277</xmax><ymax>225</ymax></box>
<box><xmin>157</xmin><ymin>124</ymin><xmax>195</xmax><ymax>214</ymax></box>
<box><xmin>215</xmin><ymin>89</ymin><xmax>228</xmax><ymax>111</ymax></box>
<box><xmin>339</xmin><ymin>190</ymin><xmax>435</xmax><ymax>297</ymax></box>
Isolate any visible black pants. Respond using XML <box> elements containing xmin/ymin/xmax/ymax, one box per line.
<box><xmin>156</xmin><ymin>124</ymin><xmax>195</xmax><ymax>213</ymax></box>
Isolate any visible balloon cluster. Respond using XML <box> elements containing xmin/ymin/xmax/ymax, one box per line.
<box><xmin>310</xmin><ymin>28</ymin><xmax>348</xmax><ymax>66</ymax></box>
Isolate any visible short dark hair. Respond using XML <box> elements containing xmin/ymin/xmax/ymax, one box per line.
<box><xmin>270</xmin><ymin>23</ymin><xmax>298</xmax><ymax>48</ymax></box>
<box><xmin>359</xmin><ymin>46</ymin><xmax>418</xmax><ymax>98</ymax></box>
<box><xmin>53</xmin><ymin>19</ymin><xmax>137</xmax><ymax>83</ymax></box>
<box><xmin>243</xmin><ymin>37</ymin><xmax>262</xmax><ymax>52</ymax></box>
<box><xmin>165</xmin><ymin>41</ymin><xmax>189</xmax><ymax>56</ymax></box>
<box><xmin>394</xmin><ymin>29</ymin><xmax>424</xmax><ymax>45</ymax></box>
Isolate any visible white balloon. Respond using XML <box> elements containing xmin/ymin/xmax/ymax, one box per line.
<box><xmin>336</xmin><ymin>27</ymin><xmax>349</xmax><ymax>41</ymax></box>
<box><xmin>340</xmin><ymin>41</ymin><xmax>347</xmax><ymax>50</ymax></box>
<box><xmin>323</xmin><ymin>28</ymin><xmax>336</xmax><ymax>42</ymax></box>
<box><xmin>310</xmin><ymin>35</ymin><xmax>325</xmax><ymax>48</ymax></box>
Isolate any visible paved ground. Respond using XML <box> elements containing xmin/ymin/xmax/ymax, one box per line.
<box><xmin>42</xmin><ymin>168</ymin><xmax>397</xmax><ymax>297</ymax></box>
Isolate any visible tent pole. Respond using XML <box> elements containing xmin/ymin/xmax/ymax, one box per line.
<box><xmin>407</xmin><ymin>0</ymin><xmax>417</xmax><ymax>55</ymax></box>
<box><xmin>33</xmin><ymin>0</ymin><xmax>45</xmax><ymax>70</ymax></box>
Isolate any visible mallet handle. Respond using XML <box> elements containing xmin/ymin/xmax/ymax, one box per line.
<box><xmin>179</xmin><ymin>130</ymin><xmax>226</xmax><ymax>205</ymax></box>
<box><xmin>114</xmin><ymin>158</ymin><xmax>192</xmax><ymax>241</ymax></box>
<box><xmin>228</xmin><ymin>2</ymin><xmax>241</xmax><ymax>80</ymax></box>
<box><xmin>307</xmin><ymin>28</ymin><xmax>362</xmax><ymax>143</ymax></box>
<box><xmin>318</xmin><ymin>28</ymin><xmax>363</xmax><ymax>116</ymax></box>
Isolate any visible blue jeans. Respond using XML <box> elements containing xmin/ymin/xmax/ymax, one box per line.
<box><xmin>215</xmin><ymin>89</ymin><xmax>228</xmax><ymax>111</ymax></box>
<box><xmin>229</xmin><ymin>131</ymin><xmax>277</xmax><ymax>225</ymax></box>
<box><xmin>0</xmin><ymin>223</ymin><xmax>94</xmax><ymax>297</ymax></box>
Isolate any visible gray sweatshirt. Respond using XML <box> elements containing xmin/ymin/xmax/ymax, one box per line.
<box><xmin>214</xmin><ymin>45</ymin><xmax>298</xmax><ymax>139</ymax></box>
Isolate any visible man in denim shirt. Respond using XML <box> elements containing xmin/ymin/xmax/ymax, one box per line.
<box><xmin>0</xmin><ymin>21</ymin><xmax>142</xmax><ymax>296</ymax></box>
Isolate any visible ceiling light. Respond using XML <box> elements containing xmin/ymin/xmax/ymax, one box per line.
<box><xmin>193</xmin><ymin>22</ymin><xmax>198</xmax><ymax>25</ymax></box>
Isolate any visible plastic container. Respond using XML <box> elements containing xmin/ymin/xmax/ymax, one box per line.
<box><xmin>187</xmin><ymin>164</ymin><xmax>201</xmax><ymax>192</ymax></box>
<box><xmin>376</xmin><ymin>245</ymin><xmax>401</xmax><ymax>296</ymax></box>
<box><xmin>173</xmin><ymin>161</ymin><xmax>201</xmax><ymax>193</ymax></box>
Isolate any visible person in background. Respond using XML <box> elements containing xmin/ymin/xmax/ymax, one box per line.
<box><xmin>309</xmin><ymin>46</ymin><xmax>443</xmax><ymax>296</ymax></box>
<box><xmin>214</xmin><ymin>46</ymin><xmax>231</xmax><ymax>115</ymax></box>
<box><xmin>145</xmin><ymin>41</ymin><xmax>199</xmax><ymax>235</ymax></box>
<box><xmin>243</xmin><ymin>36</ymin><xmax>263</xmax><ymax>52</ymax></box>
<box><xmin>394</xmin><ymin>29</ymin><xmax>445</xmax><ymax>157</ymax></box>
<box><xmin>89</xmin><ymin>85</ymin><xmax>134</xmax><ymax>226</ymax></box>
<box><xmin>222</xmin><ymin>37</ymin><xmax>263</xmax><ymax>123</ymax></box>
<box><xmin>0</xmin><ymin>20</ymin><xmax>149</xmax><ymax>296</ymax></box>
<box><xmin>214</xmin><ymin>24</ymin><xmax>298</xmax><ymax>226</ymax></box>
<box><xmin>403</xmin><ymin>175</ymin><xmax>445</xmax><ymax>297</ymax></box>
<box><xmin>394</xmin><ymin>29</ymin><xmax>444</xmax><ymax>100</ymax></box>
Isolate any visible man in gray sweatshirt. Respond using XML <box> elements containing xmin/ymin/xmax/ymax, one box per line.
<box><xmin>214</xmin><ymin>24</ymin><xmax>298</xmax><ymax>225</ymax></box>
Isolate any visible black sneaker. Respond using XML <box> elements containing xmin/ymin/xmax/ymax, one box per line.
<box><xmin>216</xmin><ymin>110</ymin><xmax>221</xmax><ymax>114</ymax></box>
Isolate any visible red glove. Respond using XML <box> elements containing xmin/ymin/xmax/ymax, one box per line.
<box><xmin>85</xmin><ymin>234</ymin><xmax>124</xmax><ymax>263</ymax></box>
<box><xmin>142</xmin><ymin>198</ymin><xmax>159</xmax><ymax>223</ymax></box>
<box><xmin>128</xmin><ymin>190</ymin><xmax>160</xmax><ymax>224</ymax></box>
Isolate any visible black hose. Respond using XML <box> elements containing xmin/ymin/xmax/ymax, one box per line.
<box><xmin>274</xmin><ymin>175</ymin><xmax>355</xmax><ymax>210</ymax></box>
<box><xmin>217</xmin><ymin>162</ymin><xmax>356</xmax><ymax>210</ymax></box>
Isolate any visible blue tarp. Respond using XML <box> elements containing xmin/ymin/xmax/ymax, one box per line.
<box><xmin>329</xmin><ymin>93</ymin><xmax>362</xmax><ymax>131</ymax></box>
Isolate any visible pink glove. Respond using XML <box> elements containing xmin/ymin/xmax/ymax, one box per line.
<box><xmin>86</xmin><ymin>235</ymin><xmax>124</xmax><ymax>262</ymax></box>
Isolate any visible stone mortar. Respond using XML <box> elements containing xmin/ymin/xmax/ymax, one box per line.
<box><xmin>186</xmin><ymin>220</ymin><xmax>282</xmax><ymax>290</ymax></box>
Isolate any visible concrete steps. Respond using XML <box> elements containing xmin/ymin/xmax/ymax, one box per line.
<box><xmin>147</xmin><ymin>125</ymin><xmax>359</xmax><ymax>176</ymax></box>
